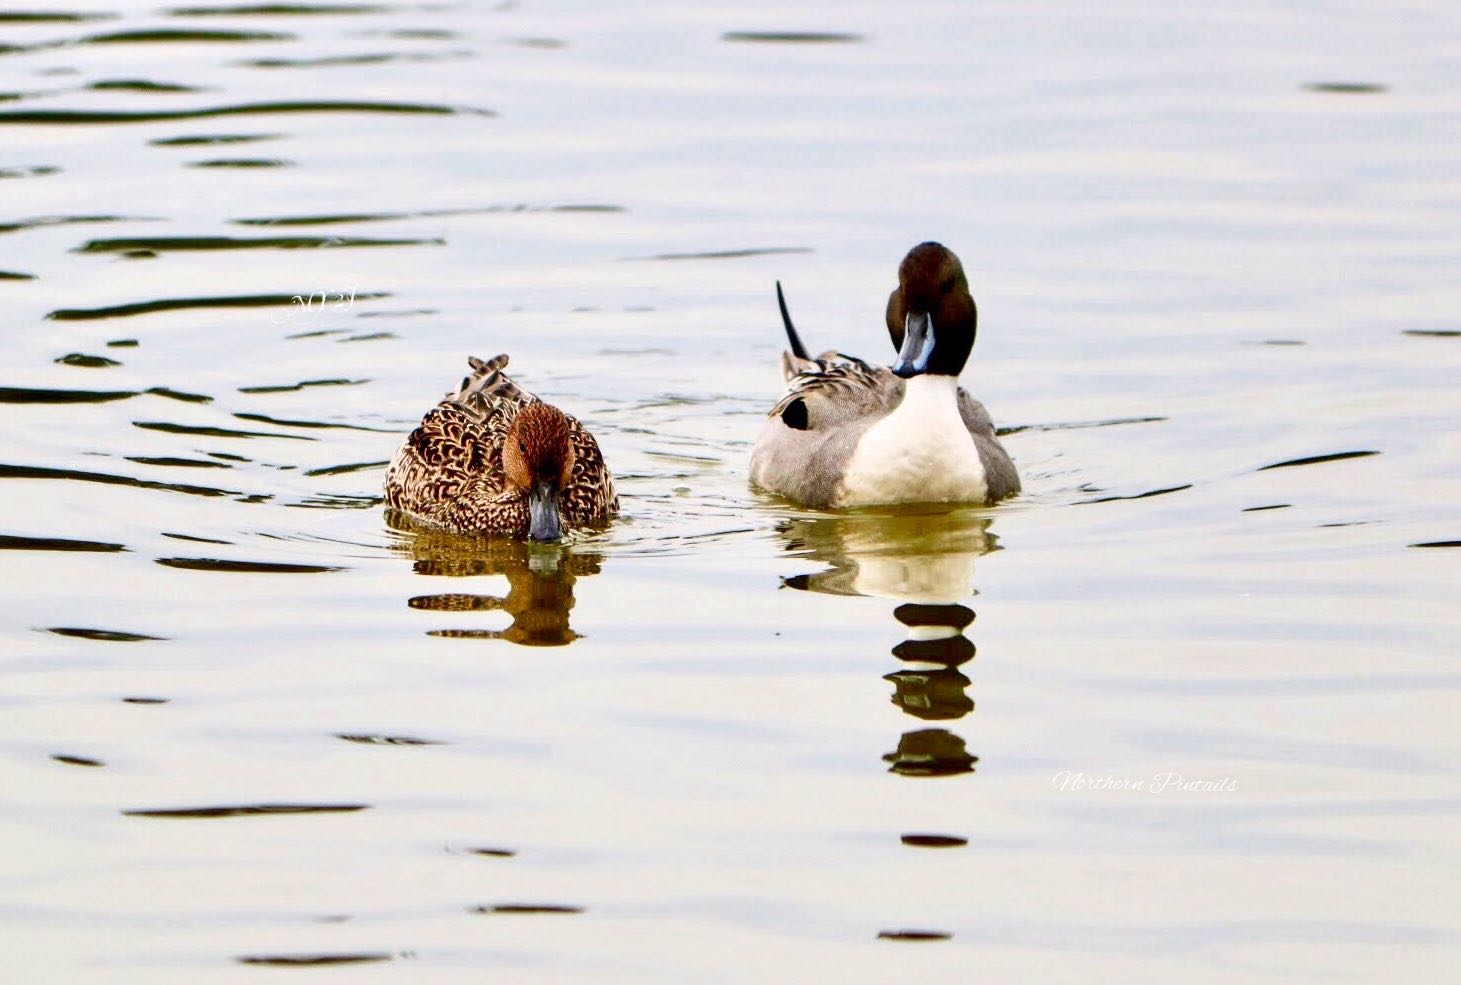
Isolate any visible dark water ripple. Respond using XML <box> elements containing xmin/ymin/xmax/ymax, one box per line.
<box><xmin>125</xmin><ymin>803</ymin><xmax>368</xmax><ymax>817</ymax></box>
<box><xmin>303</xmin><ymin>459</ymin><xmax>388</xmax><ymax>476</ymax></box>
<box><xmin>0</xmin><ymin>533</ymin><xmax>126</xmax><ymax>552</ymax></box>
<box><xmin>239</xmin><ymin>50</ymin><xmax>470</xmax><ymax>68</ymax></box>
<box><xmin>234</xmin><ymin>412</ymin><xmax>398</xmax><ymax>433</ymax></box>
<box><xmin>81</xmin><ymin>28</ymin><xmax>293</xmax><ymax>44</ymax></box>
<box><xmin>52</xmin><ymin>754</ymin><xmax>105</xmax><ymax>766</ymax></box>
<box><xmin>171</xmin><ymin>3</ymin><xmax>386</xmax><ymax>15</ymax></box>
<box><xmin>156</xmin><ymin>556</ymin><xmax>343</xmax><ymax>573</ymax></box>
<box><xmin>187</xmin><ymin>158</ymin><xmax>292</xmax><ymax>168</ymax></box>
<box><xmin>237</xmin><ymin>953</ymin><xmax>392</xmax><ymax>966</ymax></box>
<box><xmin>383</xmin><ymin>27</ymin><xmax>454</xmax><ymax>38</ymax></box>
<box><xmin>162</xmin><ymin>532</ymin><xmax>234</xmax><ymax>544</ymax></box>
<box><xmin>0</xmin><ymin>385</ymin><xmax>210</xmax><ymax>404</ymax></box>
<box><xmin>0</xmin><ymin>11</ymin><xmax>115</xmax><ymax>22</ymax></box>
<box><xmin>47</xmin><ymin>627</ymin><xmax>166</xmax><ymax>642</ymax></box>
<box><xmin>1258</xmin><ymin>450</ymin><xmax>1379</xmax><ymax>471</ymax></box>
<box><xmin>877</xmin><ymin>930</ymin><xmax>951</xmax><ymax>941</ymax></box>
<box><xmin>0</xmin><ymin>101</ymin><xmax>486</xmax><ymax>125</ymax></box>
<box><xmin>90</xmin><ymin>79</ymin><xmax>203</xmax><ymax>93</ymax></box>
<box><xmin>234</xmin><ymin>203</ymin><xmax>623</xmax><ymax>226</ymax></box>
<box><xmin>49</xmin><ymin>292</ymin><xmax>386</xmax><ymax>321</ymax></box>
<box><xmin>240</xmin><ymin>378</ymin><xmax>367</xmax><ymax>394</ymax></box>
<box><xmin>1305</xmin><ymin>82</ymin><xmax>1387</xmax><ymax>94</ymax></box>
<box><xmin>635</xmin><ymin>247</ymin><xmax>812</xmax><ymax>261</ymax></box>
<box><xmin>0</xmin><ymin>386</ymin><xmax>136</xmax><ymax>404</ymax></box>
<box><xmin>722</xmin><ymin>31</ymin><xmax>864</xmax><ymax>44</ymax></box>
<box><xmin>998</xmin><ymin>415</ymin><xmax>1166</xmax><ymax>436</ymax></box>
<box><xmin>125</xmin><ymin>456</ymin><xmax>232</xmax><ymax>469</ymax></box>
<box><xmin>289</xmin><ymin>492</ymin><xmax>382</xmax><ymax>509</ymax></box>
<box><xmin>77</xmin><ymin>235</ymin><xmax>440</xmax><ymax>253</ymax></box>
<box><xmin>146</xmin><ymin>387</ymin><xmax>214</xmax><ymax>404</ymax></box>
<box><xmin>0</xmin><ymin>462</ymin><xmax>246</xmax><ymax>498</ymax></box>
<box><xmin>134</xmin><ymin>420</ymin><xmax>311</xmax><ymax>440</ymax></box>
<box><xmin>471</xmin><ymin>904</ymin><xmax>583</xmax><ymax>915</ymax></box>
<box><xmin>0</xmin><ymin>165</ymin><xmax>59</xmax><ymax>178</ymax></box>
<box><xmin>1077</xmin><ymin>484</ymin><xmax>1192</xmax><ymax>505</ymax></box>
<box><xmin>336</xmin><ymin>733</ymin><xmax>443</xmax><ymax>745</ymax></box>
<box><xmin>1</xmin><ymin>215</ymin><xmax>151</xmax><ymax>236</ymax></box>
<box><xmin>900</xmin><ymin>834</ymin><xmax>968</xmax><ymax>848</ymax></box>
<box><xmin>150</xmin><ymin>132</ymin><xmax>279</xmax><ymax>145</ymax></box>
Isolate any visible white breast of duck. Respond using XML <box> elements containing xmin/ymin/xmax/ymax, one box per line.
<box><xmin>835</xmin><ymin>375</ymin><xmax>987</xmax><ymax>507</ymax></box>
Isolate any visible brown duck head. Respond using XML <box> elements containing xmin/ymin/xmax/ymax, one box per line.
<box><xmin>502</xmin><ymin>403</ymin><xmax>576</xmax><ymax>541</ymax></box>
<box><xmin>884</xmin><ymin>242</ymin><xmax>977</xmax><ymax>379</ymax></box>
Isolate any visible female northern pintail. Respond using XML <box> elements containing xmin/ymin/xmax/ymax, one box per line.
<box><xmin>750</xmin><ymin>242</ymin><xmax>1019</xmax><ymax>508</ymax></box>
<box><xmin>385</xmin><ymin>354</ymin><xmax>618</xmax><ymax>540</ymax></box>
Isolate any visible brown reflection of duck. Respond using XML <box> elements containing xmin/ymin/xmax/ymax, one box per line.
<box><xmin>387</xmin><ymin>511</ymin><xmax>601</xmax><ymax>646</ymax></box>
<box><xmin>882</xmin><ymin>728</ymin><xmax>977</xmax><ymax>777</ymax></box>
<box><xmin>777</xmin><ymin>507</ymin><xmax>995</xmax><ymax>601</ymax></box>
<box><xmin>777</xmin><ymin>508</ymin><xmax>993</xmax><ymax>776</ymax></box>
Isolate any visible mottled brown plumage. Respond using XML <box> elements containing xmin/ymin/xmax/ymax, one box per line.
<box><xmin>384</xmin><ymin>354</ymin><xmax>618</xmax><ymax>538</ymax></box>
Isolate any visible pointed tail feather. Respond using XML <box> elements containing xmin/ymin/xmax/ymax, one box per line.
<box><xmin>447</xmin><ymin>353</ymin><xmax>536</xmax><ymax>416</ymax></box>
<box><xmin>776</xmin><ymin>281</ymin><xmax>810</xmax><ymax>361</ymax></box>
<box><xmin>467</xmin><ymin>354</ymin><xmax>509</xmax><ymax>376</ymax></box>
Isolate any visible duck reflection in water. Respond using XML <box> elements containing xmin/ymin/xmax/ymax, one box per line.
<box><xmin>777</xmin><ymin>507</ymin><xmax>994</xmax><ymax>777</ymax></box>
<box><xmin>387</xmin><ymin>510</ymin><xmax>602</xmax><ymax>646</ymax></box>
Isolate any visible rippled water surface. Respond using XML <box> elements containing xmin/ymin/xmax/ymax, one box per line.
<box><xmin>2</xmin><ymin>2</ymin><xmax>1458</xmax><ymax>982</ymax></box>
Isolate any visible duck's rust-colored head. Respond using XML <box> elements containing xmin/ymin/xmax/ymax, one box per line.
<box><xmin>884</xmin><ymin>242</ymin><xmax>977</xmax><ymax>378</ymax></box>
<box><xmin>502</xmin><ymin>403</ymin><xmax>576</xmax><ymax>541</ymax></box>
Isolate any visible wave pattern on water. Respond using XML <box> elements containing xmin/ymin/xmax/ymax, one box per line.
<box><xmin>48</xmin><ymin>292</ymin><xmax>388</xmax><ymax>320</ymax></box>
<box><xmin>0</xmin><ymin>533</ymin><xmax>127</xmax><ymax>552</ymax></box>
<box><xmin>0</xmin><ymin>101</ymin><xmax>487</xmax><ymax>125</ymax></box>
<box><xmin>124</xmin><ymin>803</ymin><xmax>368</xmax><ymax>817</ymax></box>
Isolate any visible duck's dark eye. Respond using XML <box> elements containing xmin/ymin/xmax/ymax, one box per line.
<box><xmin>518</xmin><ymin>442</ymin><xmax>528</xmax><ymax>455</ymax></box>
<box><xmin>940</xmin><ymin>277</ymin><xmax>955</xmax><ymax>293</ymax></box>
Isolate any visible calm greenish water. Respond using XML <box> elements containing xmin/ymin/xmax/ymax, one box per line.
<box><xmin>1</xmin><ymin>2</ymin><xmax>1457</xmax><ymax>982</ymax></box>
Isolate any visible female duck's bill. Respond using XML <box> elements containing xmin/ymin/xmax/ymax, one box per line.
<box><xmin>383</xmin><ymin>354</ymin><xmax>619</xmax><ymax>540</ymax></box>
<box><xmin>749</xmin><ymin>242</ymin><xmax>1020</xmax><ymax>509</ymax></box>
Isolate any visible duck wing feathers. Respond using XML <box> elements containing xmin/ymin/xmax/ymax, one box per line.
<box><xmin>770</xmin><ymin>351</ymin><xmax>901</xmax><ymax>430</ymax></box>
<box><xmin>751</xmin><ymin>352</ymin><xmax>903</xmax><ymax>507</ymax></box>
<box><xmin>956</xmin><ymin>388</ymin><xmax>1021</xmax><ymax>500</ymax></box>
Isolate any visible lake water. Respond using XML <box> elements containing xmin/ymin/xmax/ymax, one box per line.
<box><xmin>1</xmin><ymin>1</ymin><xmax>1457</xmax><ymax>982</ymax></box>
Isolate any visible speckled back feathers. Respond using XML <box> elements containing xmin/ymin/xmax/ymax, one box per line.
<box><xmin>384</xmin><ymin>354</ymin><xmax>617</xmax><ymax>536</ymax></box>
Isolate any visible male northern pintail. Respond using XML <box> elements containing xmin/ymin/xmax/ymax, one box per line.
<box><xmin>750</xmin><ymin>242</ymin><xmax>1019</xmax><ymax>508</ymax></box>
<box><xmin>385</xmin><ymin>354</ymin><xmax>618</xmax><ymax>540</ymax></box>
